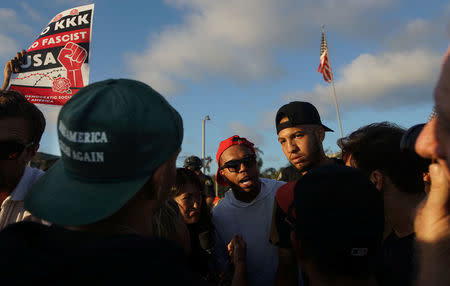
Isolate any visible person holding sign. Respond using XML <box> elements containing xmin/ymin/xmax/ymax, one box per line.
<box><xmin>1</xmin><ymin>50</ymin><xmax>26</xmax><ymax>91</ymax></box>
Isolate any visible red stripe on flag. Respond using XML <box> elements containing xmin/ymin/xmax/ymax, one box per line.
<box><xmin>318</xmin><ymin>51</ymin><xmax>332</xmax><ymax>83</ymax></box>
<box><xmin>27</xmin><ymin>28</ymin><xmax>90</xmax><ymax>52</ymax></box>
<box><xmin>9</xmin><ymin>85</ymin><xmax>80</xmax><ymax>106</ymax></box>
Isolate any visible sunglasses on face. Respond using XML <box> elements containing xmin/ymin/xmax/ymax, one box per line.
<box><xmin>0</xmin><ymin>141</ymin><xmax>34</xmax><ymax>160</ymax></box>
<box><xmin>220</xmin><ymin>154</ymin><xmax>256</xmax><ymax>172</ymax></box>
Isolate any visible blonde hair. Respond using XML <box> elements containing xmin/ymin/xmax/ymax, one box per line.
<box><xmin>149</xmin><ymin>199</ymin><xmax>190</xmax><ymax>253</ymax></box>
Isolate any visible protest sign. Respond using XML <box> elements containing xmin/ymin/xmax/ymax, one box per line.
<box><xmin>9</xmin><ymin>4</ymin><xmax>94</xmax><ymax>106</ymax></box>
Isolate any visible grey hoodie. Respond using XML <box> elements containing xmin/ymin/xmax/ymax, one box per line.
<box><xmin>212</xmin><ymin>178</ymin><xmax>285</xmax><ymax>286</ymax></box>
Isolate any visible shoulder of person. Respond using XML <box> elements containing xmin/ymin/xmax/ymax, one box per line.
<box><xmin>211</xmin><ymin>195</ymin><xmax>229</xmax><ymax>217</ymax></box>
<box><xmin>275</xmin><ymin>180</ymin><xmax>296</xmax><ymax>213</ymax></box>
<box><xmin>29</xmin><ymin>165</ymin><xmax>45</xmax><ymax>175</ymax></box>
<box><xmin>260</xmin><ymin>177</ymin><xmax>286</xmax><ymax>191</ymax></box>
<box><xmin>25</xmin><ymin>165</ymin><xmax>45</xmax><ymax>185</ymax></box>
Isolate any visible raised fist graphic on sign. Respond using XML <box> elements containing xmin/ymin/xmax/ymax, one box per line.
<box><xmin>57</xmin><ymin>42</ymin><xmax>87</xmax><ymax>88</ymax></box>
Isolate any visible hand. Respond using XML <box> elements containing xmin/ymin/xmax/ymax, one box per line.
<box><xmin>415</xmin><ymin>163</ymin><xmax>450</xmax><ymax>243</ymax></box>
<box><xmin>57</xmin><ymin>42</ymin><xmax>87</xmax><ymax>87</ymax></box>
<box><xmin>227</xmin><ymin>234</ymin><xmax>247</xmax><ymax>267</ymax></box>
<box><xmin>415</xmin><ymin>163</ymin><xmax>450</xmax><ymax>286</ymax></box>
<box><xmin>2</xmin><ymin>50</ymin><xmax>26</xmax><ymax>91</ymax></box>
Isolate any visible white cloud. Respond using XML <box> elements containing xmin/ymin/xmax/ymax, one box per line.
<box><xmin>0</xmin><ymin>8</ymin><xmax>33</xmax><ymax>35</ymax></box>
<box><xmin>280</xmin><ymin>10</ymin><xmax>448</xmax><ymax>120</ymax></box>
<box><xmin>0</xmin><ymin>34</ymin><xmax>19</xmax><ymax>59</ymax></box>
<box><xmin>385</xmin><ymin>17</ymin><xmax>449</xmax><ymax>51</ymax></box>
<box><xmin>127</xmin><ymin>0</ymin><xmax>398</xmax><ymax>96</ymax></box>
<box><xmin>406</xmin><ymin>19</ymin><xmax>432</xmax><ymax>35</ymax></box>
<box><xmin>228</xmin><ymin>121</ymin><xmax>264</xmax><ymax>147</ymax></box>
<box><xmin>283</xmin><ymin>48</ymin><xmax>442</xmax><ymax>119</ymax></box>
<box><xmin>0</xmin><ymin>8</ymin><xmax>33</xmax><ymax>59</ymax></box>
<box><xmin>20</xmin><ymin>2</ymin><xmax>44</xmax><ymax>23</ymax></box>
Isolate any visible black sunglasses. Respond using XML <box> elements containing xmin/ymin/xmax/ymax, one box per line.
<box><xmin>220</xmin><ymin>154</ymin><xmax>256</xmax><ymax>172</ymax></box>
<box><xmin>0</xmin><ymin>141</ymin><xmax>34</xmax><ymax>160</ymax></box>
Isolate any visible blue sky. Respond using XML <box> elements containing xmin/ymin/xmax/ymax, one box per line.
<box><xmin>1</xmin><ymin>0</ymin><xmax>449</xmax><ymax>175</ymax></box>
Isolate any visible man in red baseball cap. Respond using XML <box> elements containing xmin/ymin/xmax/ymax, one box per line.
<box><xmin>212</xmin><ymin>135</ymin><xmax>286</xmax><ymax>286</ymax></box>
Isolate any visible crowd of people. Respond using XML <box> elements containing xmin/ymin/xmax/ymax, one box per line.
<box><xmin>0</xmin><ymin>44</ymin><xmax>449</xmax><ymax>286</ymax></box>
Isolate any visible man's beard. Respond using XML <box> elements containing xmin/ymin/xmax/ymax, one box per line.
<box><xmin>292</xmin><ymin>136</ymin><xmax>322</xmax><ymax>173</ymax></box>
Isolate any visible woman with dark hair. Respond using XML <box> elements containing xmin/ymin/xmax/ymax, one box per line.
<box><xmin>171</xmin><ymin>168</ymin><xmax>217</xmax><ymax>283</ymax></box>
<box><xmin>171</xmin><ymin>168</ymin><xmax>247</xmax><ymax>286</ymax></box>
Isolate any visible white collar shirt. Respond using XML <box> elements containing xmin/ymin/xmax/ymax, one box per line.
<box><xmin>0</xmin><ymin>166</ymin><xmax>44</xmax><ymax>230</ymax></box>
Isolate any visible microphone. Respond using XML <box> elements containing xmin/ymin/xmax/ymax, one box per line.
<box><xmin>198</xmin><ymin>230</ymin><xmax>214</xmax><ymax>255</ymax></box>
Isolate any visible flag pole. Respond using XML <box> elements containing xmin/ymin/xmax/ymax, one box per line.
<box><xmin>322</xmin><ymin>25</ymin><xmax>344</xmax><ymax>138</ymax></box>
<box><xmin>330</xmin><ymin>73</ymin><xmax>343</xmax><ymax>138</ymax></box>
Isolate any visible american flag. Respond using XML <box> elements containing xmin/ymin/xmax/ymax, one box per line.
<box><xmin>318</xmin><ymin>29</ymin><xmax>332</xmax><ymax>83</ymax></box>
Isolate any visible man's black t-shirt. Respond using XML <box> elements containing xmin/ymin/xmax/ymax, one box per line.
<box><xmin>271</xmin><ymin>158</ymin><xmax>343</xmax><ymax>248</ymax></box>
<box><xmin>376</xmin><ymin>232</ymin><xmax>417</xmax><ymax>286</ymax></box>
<box><xmin>0</xmin><ymin>221</ymin><xmax>204</xmax><ymax>285</ymax></box>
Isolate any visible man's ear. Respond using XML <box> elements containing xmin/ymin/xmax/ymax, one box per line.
<box><xmin>219</xmin><ymin>169</ymin><xmax>229</xmax><ymax>183</ymax></box>
<box><xmin>369</xmin><ymin>170</ymin><xmax>384</xmax><ymax>191</ymax></box>
<box><xmin>32</xmin><ymin>143</ymin><xmax>39</xmax><ymax>154</ymax></box>
<box><xmin>25</xmin><ymin>143</ymin><xmax>39</xmax><ymax>163</ymax></box>
<box><xmin>315</xmin><ymin>126</ymin><xmax>325</xmax><ymax>142</ymax></box>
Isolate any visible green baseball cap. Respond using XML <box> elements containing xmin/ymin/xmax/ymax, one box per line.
<box><xmin>25</xmin><ymin>79</ymin><xmax>183</xmax><ymax>226</ymax></box>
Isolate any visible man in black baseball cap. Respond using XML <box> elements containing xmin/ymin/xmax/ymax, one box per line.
<box><xmin>275</xmin><ymin>101</ymin><xmax>334</xmax><ymax>177</ymax></box>
<box><xmin>276</xmin><ymin>101</ymin><xmax>333</xmax><ymax>133</ymax></box>
<box><xmin>271</xmin><ymin>101</ymin><xmax>338</xmax><ymax>286</ymax></box>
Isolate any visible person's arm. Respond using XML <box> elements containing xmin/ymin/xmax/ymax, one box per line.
<box><xmin>2</xmin><ymin>50</ymin><xmax>26</xmax><ymax>91</ymax></box>
<box><xmin>2</xmin><ymin>60</ymin><xmax>12</xmax><ymax>91</ymax></box>
<box><xmin>228</xmin><ymin>234</ymin><xmax>247</xmax><ymax>286</ymax></box>
<box><xmin>414</xmin><ymin>163</ymin><xmax>450</xmax><ymax>286</ymax></box>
